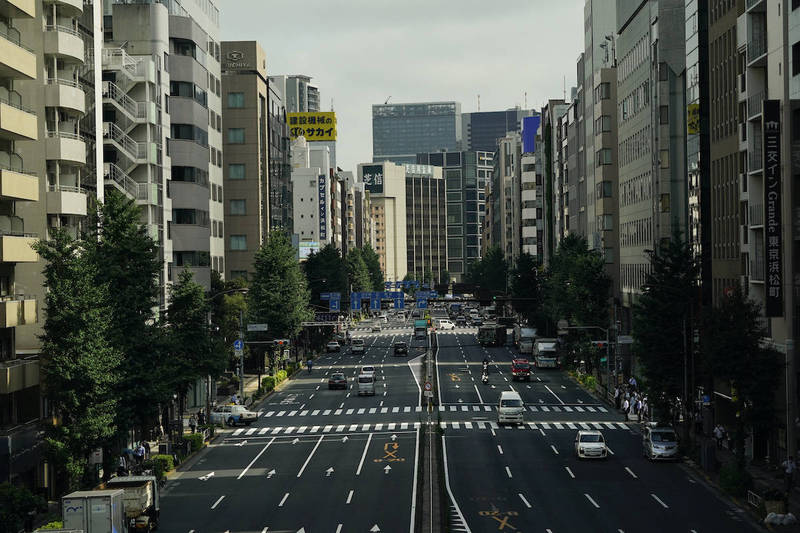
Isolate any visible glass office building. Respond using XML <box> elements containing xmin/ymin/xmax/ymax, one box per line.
<box><xmin>372</xmin><ymin>102</ymin><xmax>461</xmax><ymax>164</ymax></box>
<box><xmin>461</xmin><ymin>108</ymin><xmax>535</xmax><ymax>152</ymax></box>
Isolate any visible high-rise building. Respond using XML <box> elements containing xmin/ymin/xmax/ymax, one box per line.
<box><xmin>539</xmin><ymin>99</ymin><xmax>569</xmax><ymax>265</ymax></box>
<box><xmin>358</xmin><ymin>161</ymin><xmax>407</xmax><ymax>281</ymax></box>
<box><xmin>489</xmin><ymin>132</ymin><xmax>523</xmax><ymax>263</ymax></box>
<box><xmin>404</xmin><ymin>164</ymin><xmax>447</xmax><ymax>283</ymax></box>
<box><xmin>268</xmin><ymin>79</ymin><xmax>291</xmax><ymax>233</ymax></box>
<box><xmin>461</xmin><ymin>108</ymin><xmax>536</xmax><ymax>153</ymax></box>
<box><xmin>372</xmin><ymin>102</ymin><xmax>461</xmax><ymax>164</ymax></box>
<box><xmin>221</xmin><ymin>40</ymin><xmax>269</xmax><ymax>281</ymax></box>
<box><xmin>570</xmin><ymin>54</ymin><xmax>588</xmax><ymax>241</ymax></box>
<box><xmin>416</xmin><ymin>150</ymin><xmax>493</xmax><ymax>281</ymax></box>
<box><xmin>520</xmin><ymin>115</ymin><xmax>544</xmax><ymax>261</ymax></box>
<box><xmin>269</xmin><ymin>74</ymin><xmax>319</xmax><ymax>113</ymax></box>
<box><xmin>291</xmin><ymin>137</ymin><xmax>334</xmax><ymax>247</ymax></box>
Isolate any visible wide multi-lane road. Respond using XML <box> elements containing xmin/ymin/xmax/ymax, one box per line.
<box><xmin>159</xmin><ymin>311</ymin><xmax>760</xmax><ymax>533</ymax></box>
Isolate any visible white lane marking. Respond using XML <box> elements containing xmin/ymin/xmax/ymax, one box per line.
<box><xmin>651</xmin><ymin>494</ymin><xmax>669</xmax><ymax>509</ymax></box>
<box><xmin>356</xmin><ymin>433</ymin><xmax>373</xmax><ymax>475</ymax></box>
<box><xmin>237</xmin><ymin>438</ymin><xmax>275</xmax><ymax>479</ymax></box>
<box><xmin>409</xmin><ymin>426</ymin><xmax>420</xmax><ymax>533</ymax></box>
<box><xmin>346</xmin><ymin>489</ymin><xmax>354</xmax><ymax>504</ymax></box>
<box><xmin>210</xmin><ymin>495</ymin><xmax>225</xmax><ymax>509</ymax></box>
<box><xmin>497</xmin><ymin>445</ymin><xmax>503</xmax><ymax>455</ymax></box>
<box><xmin>551</xmin><ymin>445</ymin><xmax>559</xmax><ymax>455</ymax></box>
<box><xmin>441</xmin><ymin>436</ymin><xmax>471</xmax><ymax>533</ymax></box>
<box><xmin>518</xmin><ymin>493</ymin><xmax>532</xmax><ymax>508</ymax></box>
<box><xmin>607</xmin><ymin>446</ymin><xmax>615</xmax><ymax>455</ymax></box>
<box><xmin>585</xmin><ymin>493</ymin><xmax>600</xmax><ymax>508</ymax></box>
<box><xmin>565</xmin><ymin>466</ymin><xmax>575</xmax><ymax>478</ymax></box>
<box><xmin>336</xmin><ymin>525</ymin><xmax>342</xmax><ymax>533</ymax></box>
<box><xmin>473</xmin><ymin>384</ymin><xmax>484</xmax><ymax>403</ymax></box>
<box><xmin>296</xmin><ymin>435</ymin><xmax>324</xmax><ymax>478</ymax></box>
<box><xmin>505</xmin><ymin>466</ymin><xmax>513</xmax><ymax>478</ymax></box>
<box><xmin>625</xmin><ymin>467</ymin><xmax>637</xmax><ymax>479</ymax></box>
<box><xmin>278</xmin><ymin>492</ymin><xmax>289</xmax><ymax>507</ymax></box>
<box><xmin>544</xmin><ymin>385</ymin><xmax>565</xmax><ymax>404</ymax></box>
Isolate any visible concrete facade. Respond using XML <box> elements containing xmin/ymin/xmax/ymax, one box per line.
<box><xmin>404</xmin><ymin>164</ymin><xmax>447</xmax><ymax>283</ymax></box>
<box><xmin>358</xmin><ymin>161</ymin><xmax>406</xmax><ymax>281</ymax></box>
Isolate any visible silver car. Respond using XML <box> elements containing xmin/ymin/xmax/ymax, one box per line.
<box><xmin>643</xmin><ymin>426</ymin><xmax>679</xmax><ymax>460</ymax></box>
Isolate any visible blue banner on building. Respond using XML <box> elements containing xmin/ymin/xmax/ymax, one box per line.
<box><xmin>318</xmin><ymin>175</ymin><xmax>327</xmax><ymax>241</ymax></box>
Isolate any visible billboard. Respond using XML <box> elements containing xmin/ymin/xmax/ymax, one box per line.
<box><xmin>288</xmin><ymin>112</ymin><xmax>337</xmax><ymax>141</ymax></box>
<box><xmin>362</xmin><ymin>164</ymin><xmax>384</xmax><ymax>194</ymax></box>
<box><xmin>522</xmin><ymin>115</ymin><xmax>541</xmax><ymax>153</ymax></box>
<box><xmin>318</xmin><ymin>175</ymin><xmax>327</xmax><ymax>241</ymax></box>
<box><xmin>763</xmin><ymin>100</ymin><xmax>783</xmax><ymax>317</ymax></box>
<box><xmin>686</xmin><ymin>104</ymin><xmax>700</xmax><ymax>135</ymax></box>
<box><xmin>298</xmin><ymin>241</ymin><xmax>320</xmax><ymax>260</ymax></box>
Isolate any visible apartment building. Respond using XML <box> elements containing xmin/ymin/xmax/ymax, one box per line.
<box><xmin>489</xmin><ymin>132</ymin><xmax>522</xmax><ymax>263</ymax></box>
<box><xmin>520</xmin><ymin>115</ymin><xmax>543</xmax><ymax>261</ymax></box>
<box><xmin>461</xmin><ymin>108</ymin><xmax>536</xmax><ymax>152</ymax></box>
<box><xmin>404</xmin><ymin>164</ymin><xmax>447</xmax><ymax>282</ymax></box>
<box><xmin>358</xmin><ymin>161</ymin><xmax>406</xmax><ymax>281</ymax></box>
<box><xmin>539</xmin><ymin>99</ymin><xmax>569</xmax><ymax>265</ymax></box>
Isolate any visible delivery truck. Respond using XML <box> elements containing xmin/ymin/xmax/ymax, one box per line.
<box><xmin>106</xmin><ymin>475</ymin><xmax>160</xmax><ymax>532</ymax></box>
<box><xmin>62</xmin><ymin>489</ymin><xmax>126</xmax><ymax>533</ymax></box>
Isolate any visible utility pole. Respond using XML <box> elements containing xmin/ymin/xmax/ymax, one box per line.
<box><xmin>238</xmin><ymin>309</ymin><xmax>245</xmax><ymax>401</ymax></box>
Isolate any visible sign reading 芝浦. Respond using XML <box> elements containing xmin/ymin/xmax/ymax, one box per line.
<box><xmin>763</xmin><ymin>99</ymin><xmax>783</xmax><ymax>317</ymax></box>
<box><xmin>288</xmin><ymin>111</ymin><xmax>337</xmax><ymax>141</ymax></box>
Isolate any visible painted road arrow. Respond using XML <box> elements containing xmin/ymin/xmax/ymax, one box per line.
<box><xmin>342</xmin><ymin>436</ymin><xmax>348</xmax><ymax>442</ymax></box>
<box><xmin>325</xmin><ymin>467</ymin><xmax>334</xmax><ymax>477</ymax></box>
<box><xmin>390</xmin><ymin>434</ymin><xmax>397</xmax><ymax>441</ymax></box>
<box><xmin>236</xmin><ymin>440</ymin><xmax>247</xmax><ymax>447</ymax></box>
<box><xmin>267</xmin><ymin>469</ymin><xmax>276</xmax><ymax>479</ymax></box>
<box><xmin>370</xmin><ymin>525</ymin><xmax>381</xmax><ymax>532</ymax></box>
<box><xmin>199</xmin><ymin>472</ymin><xmax>215</xmax><ymax>481</ymax></box>
<box><xmin>384</xmin><ymin>465</ymin><xmax>391</xmax><ymax>474</ymax></box>
<box><xmin>292</xmin><ymin>438</ymin><xmax>300</xmax><ymax>444</ymax></box>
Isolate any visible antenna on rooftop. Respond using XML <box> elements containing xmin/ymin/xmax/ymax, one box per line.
<box><xmin>477</xmin><ymin>94</ymin><xmax>480</xmax><ymax>111</ymax></box>
<box><xmin>524</xmin><ymin>91</ymin><xmax>527</xmax><ymax>109</ymax></box>
<box><xmin>563</xmin><ymin>76</ymin><xmax>566</xmax><ymax>101</ymax></box>
<box><xmin>384</xmin><ymin>96</ymin><xmax>391</xmax><ymax>104</ymax></box>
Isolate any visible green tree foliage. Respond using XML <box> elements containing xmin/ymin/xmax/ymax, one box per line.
<box><xmin>361</xmin><ymin>244</ymin><xmax>384</xmax><ymax>290</ymax></box>
<box><xmin>35</xmin><ymin>231</ymin><xmax>121</xmax><ymax>490</ymax></box>
<box><xmin>466</xmin><ymin>245</ymin><xmax>508</xmax><ymax>293</ymax></box>
<box><xmin>702</xmin><ymin>287</ymin><xmax>779</xmax><ymax>466</ymax></box>
<box><xmin>250</xmin><ymin>231</ymin><xmax>312</xmax><ymax>338</ymax></box>
<box><xmin>303</xmin><ymin>244</ymin><xmax>347</xmax><ymax>303</ymax></box>
<box><xmin>439</xmin><ymin>270</ymin><xmax>451</xmax><ymax>286</ymax></box>
<box><xmin>0</xmin><ymin>483</ymin><xmax>45</xmax><ymax>533</ymax></box>
<box><xmin>83</xmin><ymin>190</ymin><xmax>164</xmax><ymax>441</ymax></box>
<box><xmin>632</xmin><ymin>234</ymin><xmax>698</xmax><ymax>419</ymax></box>
<box><xmin>423</xmin><ymin>269</ymin><xmax>434</xmax><ymax>285</ymax></box>
<box><xmin>509</xmin><ymin>252</ymin><xmax>544</xmax><ymax>329</ymax></box>
<box><xmin>346</xmin><ymin>247</ymin><xmax>371</xmax><ymax>291</ymax></box>
<box><xmin>543</xmin><ymin>235</ymin><xmax>611</xmax><ymax>329</ymax></box>
<box><xmin>209</xmin><ymin>271</ymin><xmax>248</xmax><ymax>367</ymax></box>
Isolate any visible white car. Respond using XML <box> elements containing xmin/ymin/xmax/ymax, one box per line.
<box><xmin>574</xmin><ymin>430</ymin><xmax>608</xmax><ymax>459</ymax></box>
<box><xmin>351</xmin><ymin>338</ymin><xmax>365</xmax><ymax>354</ymax></box>
<box><xmin>326</xmin><ymin>341</ymin><xmax>341</xmax><ymax>353</ymax></box>
<box><xmin>210</xmin><ymin>405</ymin><xmax>258</xmax><ymax>426</ymax></box>
<box><xmin>437</xmin><ymin>319</ymin><xmax>455</xmax><ymax>330</ymax></box>
<box><xmin>360</xmin><ymin>365</ymin><xmax>376</xmax><ymax>376</ymax></box>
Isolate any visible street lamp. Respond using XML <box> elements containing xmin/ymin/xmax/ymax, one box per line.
<box><xmin>207</xmin><ymin>287</ymin><xmax>249</xmax><ymax>415</ymax></box>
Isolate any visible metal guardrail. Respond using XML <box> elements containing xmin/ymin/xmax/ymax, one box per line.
<box><xmin>46</xmin><ymin>130</ymin><xmax>83</xmax><ymax>141</ymax></box>
<box><xmin>747</xmin><ymin>489</ymin><xmax>763</xmax><ymax>508</ymax></box>
<box><xmin>45</xmin><ymin>24</ymin><xmax>82</xmax><ymax>38</ymax></box>
<box><xmin>46</xmin><ymin>77</ymin><xmax>83</xmax><ymax>89</ymax></box>
<box><xmin>48</xmin><ymin>184</ymin><xmax>84</xmax><ymax>194</ymax></box>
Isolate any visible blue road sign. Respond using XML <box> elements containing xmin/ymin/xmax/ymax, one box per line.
<box><xmin>416</xmin><ymin>298</ymin><xmax>428</xmax><ymax>309</ymax></box>
<box><xmin>394</xmin><ymin>281</ymin><xmax>402</xmax><ymax>289</ymax></box>
<box><xmin>394</xmin><ymin>297</ymin><xmax>405</xmax><ymax>309</ymax></box>
<box><xmin>329</xmin><ymin>292</ymin><xmax>341</xmax><ymax>300</ymax></box>
<box><xmin>233</xmin><ymin>339</ymin><xmax>244</xmax><ymax>351</ymax></box>
<box><xmin>320</xmin><ymin>292</ymin><xmax>331</xmax><ymax>300</ymax></box>
<box><xmin>370</xmin><ymin>297</ymin><xmax>381</xmax><ymax>310</ymax></box>
<box><xmin>350</xmin><ymin>294</ymin><xmax>361</xmax><ymax>311</ymax></box>
<box><xmin>384</xmin><ymin>282</ymin><xmax>392</xmax><ymax>289</ymax></box>
<box><xmin>329</xmin><ymin>299</ymin><xmax>340</xmax><ymax>311</ymax></box>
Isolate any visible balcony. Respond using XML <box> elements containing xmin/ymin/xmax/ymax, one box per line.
<box><xmin>0</xmin><ymin>167</ymin><xmax>37</xmax><ymax>201</ymax></box>
<box><xmin>0</xmin><ymin>356</ymin><xmax>39</xmax><ymax>394</ymax></box>
<box><xmin>747</xmin><ymin>91</ymin><xmax>764</xmax><ymax>120</ymax></box>
<box><xmin>43</xmin><ymin>24</ymin><xmax>85</xmax><ymax>63</ymax></box>
<box><xmin>42</xmin><ymin>0</ymin><xmax>82</xmax><ymax>16</ymax></box>
<box><xmin>0</xmin><ymin>0</ymin><xmax>36</xmax><ymax>18</ymax></box>
<box><xmin>0</xmin><ymin>297</ymin><xmax>36</xmax><ymax>328</ymax></box>
<box><xmin>0</xmin><ymin>220</ymin><xmax>37</xmax><ymax>262</ymax></box>
<box><xmin>45</xmin><ymin>131</ymin><xmax>86</xmax><ymax>164</ymax></box>
<box><xmin>0</xmin><ymin>94</ymin><xmax>37</xmax><ymax>141</ymax></box>
<box><xmin>0</xmin><ymin>21</ymin><xmax>35</xmax><ymax>79</ymax></box>
<box><xmin>45</xmin><ymin>78</ymin><xmax>85</xmax><ymax>114</ymax></box>
<box><xmin>747</xmin><ymin>35</ymin><xmax>766</xmax><ymax>67</ymax></box>
<box><xmin>748</xmin><ymin>202</ymin><xmax>763</xmax><ymax>226</ymax></box>
<box><xmin>46</xmin><ymin>184</ymin><xmax>87</xmax><ymax>216</ymax></box>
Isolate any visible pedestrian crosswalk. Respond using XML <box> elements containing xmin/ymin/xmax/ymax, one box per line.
<box><xmin>256</xmin><ymin>404</ymin><xmax>608</xmax><ymax>418</ymax></box>
<box><xmin>227</xmin><ymin>420</ymin><xmax>632</xmax><ymax>437</ymax></box>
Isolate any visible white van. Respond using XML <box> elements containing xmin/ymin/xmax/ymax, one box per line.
<box><xmin>498</xmin><ymin>391</ymin><xmax>524</xmax><ymax>425</ymax></box>
<box><xmin>357</xmin><ymin>374</ymin><xmax>376</xmax><ymax>396</ymax></box>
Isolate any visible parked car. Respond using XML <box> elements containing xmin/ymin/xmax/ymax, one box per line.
<box><xmin>328</xmin><ymin>372</ymin><xmax>347</xmax><ymax>390</ymax></box>
<box><xmin>574</xmin><ymin>430</ymin><xmax>608</xmax><ymax>459</ymax></box>
<box><xmin>326</xmin><ymin>341</ymin><xmax>341</xmax><ymax>353</ymax></box>
<box><xmin>393</xmin><ymin>341</ymin><xmax>408</xmax><ymax>356</ymax></box>
<box><xmin>642</xmin><ymin>426</ymin><xmax>679</xmax><ymax>461</ymax></box>
<box><xmin>351</xmin><ymin>338</ymin><xmax>365</xmax><ymax>354</ymax></box>
<box><xmin>210</xmin><ymin>405</ymin><xmax>257</xmax><ymax>426</ymax></box>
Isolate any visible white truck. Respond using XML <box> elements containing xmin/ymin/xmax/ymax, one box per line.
<box><xmin>62</xmin><ymin>489</ymin><xmax>126</xmax><ymax>533</ymax></box>
<box><xmin>533</xmin><ymin>338</ymin><xmax>560</xmax><ymax>368</ymax></box>
<box><xmin>106</xmin><ymin>475</ymin><xmax>160</xmax><ymax>532</ymax></box>
<box><xmin>514</xmin><ymin>326</ymin><xmax>537</xmax><ymax>353</ymax></box>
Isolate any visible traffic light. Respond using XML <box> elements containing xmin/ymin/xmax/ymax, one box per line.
<box><xmin>274</xmin><ymin>339</ymin><xmax>290</xmax><ymax>347</ymax></box>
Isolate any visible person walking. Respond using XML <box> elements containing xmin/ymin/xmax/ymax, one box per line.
<box><xmin>198</xmin><ymin>410</ymin><xmax>206</xmax><ymax>426</ymax></box>
<box><xmin>189</xmin><ymin>414</ymin><xmax>197</xmax><ymax>434</ymax></box>
<box><xmin>622</xmin><ymin>398</ymin><xmax>630</xmax><ymax>416</ymax></box>
<box><xmin>783</xmin><ymin>456</ymin><xmax>797</xmax><ymax>495</ymax></box>
<box><xmin>614</xmin><ymin>386</ymin><xmax>621</xmax><ymax>410</ymax></box>
<box><xmin>713</xmin><ymin>425</ymin><xmax>725</xmax><ymax>449</ymax></box>
<box><xmin>134</xmin><ymin>443</ymin><xmax>145</xmax><ymax>465</ymax></box>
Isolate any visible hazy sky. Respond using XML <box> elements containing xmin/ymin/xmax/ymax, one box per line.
<box><xmin>219</xmin><ymin>0</ymin><xmax>584</xmax><ymax>171</ymax></box>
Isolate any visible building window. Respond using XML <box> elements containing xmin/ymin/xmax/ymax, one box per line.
<box><xmin>230</xmin><ymin>235</ymin><xmax>247</xmax><ymax>250</ymax></box>
<box><xmin>595</xmin><ymin>115</ymin><xmax>612</xmax><ymax>133</ymax></box>
<box><xmin>659</xmin><ymin>105</ymin><xmax>669</xmax><ymax>124</ymax></box>
<box><xmin>230</xmin><ymin>199</ymin><xmax>246</xmax><ymax>215</ymax></box>
<box><xmin>228</xmin><ymin>128</ymin><xmax>245</xmax><ymax>144</ymax></box>
<box><xmin>231</xmin><ymin>270</ymin><xmax>248</xmax><ymax>280</ymax></box>
<box><xmin>793</xmin><ymin>41</ymin><xmax>800</xmax><ymax>76</ymax></box>
<box><xmin>595</xmin><ymin>82</ymin><xmax>611</xmax><ymax>100</ymax></box>
<box><xmin>595</xmin><ymin>148</ymin><xmax>612</xmax><ymax>167</ymax></box>
<box><xmin>228</xmin><ymin>92</ymin><xmax>245</xmax><ymax>108</ymax></box>
<box><xmin>228</xmin><ymin>163</ymin><xmax>245</xmax><ymax>180</ymax></box>
<box><xmin>171</xmin><ymin>124</ymin><xmax>208</xmax><ymax>146</ymax></box>
<box><xmin>172</xmin><ymin>166</ymin><xmax>208</xmax><ymax>186</ymax></box>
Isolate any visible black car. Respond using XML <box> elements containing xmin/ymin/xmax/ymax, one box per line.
<box><xmin>328</xmin><ymin>372</ymin><xmax>347</xmax><ymax>390</ymax></box>
<box><xmin>455</xmin><ymin>316</ymin><xmax>467</xmax><ymax>327</ymax></box>
<box><xmin>393</xmin><ymin>341</ymin><xmax>408</xmax><ymax>356</ymax></box>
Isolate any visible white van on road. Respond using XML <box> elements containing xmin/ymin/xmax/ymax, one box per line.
<box><xmin>498</xmin><ymin>390</ymin><xmax>525</xmax><ymax>425</ymax></box>
<box><xmin>357</xmin><ymin>374</ymin><xmax>376</xmax><ymax>396</ymax></box>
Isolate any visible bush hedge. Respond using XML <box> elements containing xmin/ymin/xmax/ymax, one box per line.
<box><xmin>39</xmin><ymin>521</ymin><xmax>64</xmax><ymax>530</ymax></box>
<box><xmin>719</xmin><ymin>462</ymin><xmax>752</xmax><ymax>496</ymax></box>
<box><xmin>261</xmin><ymin>370</ymin><xmax>289</xmax><ymax>393</ymax></box>
<box><xmin>143</xmin><ymin>454</ymin><xmax>174</xmax><ymax>481</ymax></box>
<box><xmin>183</xmin><ymin>433</ymin><xmax>205</xmax><ymax>453</ymax></box>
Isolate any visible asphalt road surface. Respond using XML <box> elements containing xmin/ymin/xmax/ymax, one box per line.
<box><xmin>159</xmin><ymin>310</ymin><xmax>760</xmax><ymax>533</ymax></box>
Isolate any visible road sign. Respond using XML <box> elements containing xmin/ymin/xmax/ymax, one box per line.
<box><xmin>424</xmin><ymin>390</ymin><xmax>433</xmax><ymax>398</ymax></box>
<box><xmin>393</xmin><ymin>298</ymin><xmax>404</xmax><ymax>310</ymax></box>
<box><xmin>424</xmin><ymin>381</ymin><xmax>432</xmax><ymax>392</ymax></box>
<box><xmin>617</xmin><ymin>335</ymin><xmax>633</xmax><ymax>345</ymax></box>
<box><xmin>233</xmin><ymin>339</ymin><xmax>244</xmax><ymax>351</ymax></box>
<box><xmin>320</xmin><ymin>292</ymin><xmax>331</xmax><ymax>300</ymax></box>
<box><xmin>329</xmin><ymin>299</ymin><xmax>340</xmax><ymax>311</ymax></box>
<box><xmin>416</xmin><ymin>298</ymin><xmax>428</xmax><ymax>309</ymax></box>
<box><xmin>234</xmin><ymin>348</ymin><xmax>243</xmax><ymax>359</ymax></box>
<box><xmin>351</xmin><ymin>294</ymin><xmax>361</xmax><ymax>311</ymax></box>
<box><xmin>370</xmin><ymin>297</ymin><xmax>381</xmax><ymax>310</ymax></box>
<box><xmin>247</xmin><ymin>323</ymin><xmax>268</xmax><ymax>332</ymax></box>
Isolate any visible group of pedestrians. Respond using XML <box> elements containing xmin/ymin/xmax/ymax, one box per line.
<box><xmin>614</xmin><ymin>379</ymin><xmax>648</xmax><ymax>421</ymax></box>
<box><xmin>117</xmin><ymin>441</ymin><xmax>150</xmax><ymax>476</ymax></box>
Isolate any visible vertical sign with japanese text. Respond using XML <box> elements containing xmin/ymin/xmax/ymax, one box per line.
<box><xmin>362</xmin><ymin>165</ymin><xmax>385</xmax><ymax>194</ymax></box>
<box><xmin>763</xmin><ymin>100</ymin><xmax>783</xmax><ymax>317</ymax></box>
<box><xmin>318</xmin><ymin>175</ymin><xmax>327</xmax><ymax>241</ymax></box>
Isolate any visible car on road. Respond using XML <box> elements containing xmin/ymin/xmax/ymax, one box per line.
<box><xmin>334</xmin><ymin>333</ymin><xmax>347</xmax><ymax>346</ymax></box>
<box><xmin>511</xmin><ymin>358</ymin><xmax>532</xmax><ymax>381</ymax></box>
<box><xmin>643</xmin><ymin>426</ymin><xmax>679</xmax><ymax>461</ymax></box>
<box><xmin>351</xmin><ymin>338</ymin><xmax>365</xmax><ymax>354</ymax></box>
<box><xmin>437</xmin><ymin>319</ymin><xmax>455</xmax><ymax>330</ymax></box>
<box><xmin>371</xmin><ymin>323</ymin><xmax>382</xmax><ymax>332</ymax></box>
<box><xmin>574</xmin><ymin>430</ymin><xmax>608</xmax><ymax>459</ymax></box>
<box><xmin>497</xmin><ymin>390</ymin><xmax>524</xmax><ymax>425</ymax></box>
<box><xmin>393</xmin><ymin>341</ymin><xmax>408</xmax><ymax>356</ymax></box>
<box><xmin>411</xmin><ymin>310</ymin><xmax>421</xmax><ymax>318</ymax></box>
<box><xmin>210</xmin><ymin>405</ymin><xmax>257</xmax><ymax>426</ymax></box>
<box><xmin>328</xmin><ymin>372</ymin><xmax>347</xmax><ymax>390</ymax></box>
<box><xmin>471</xmin><ymin>316</ymin><xmax>483</xmax><ymax>327</ymax></box>
<box><xmin>326</xmin><ymin>341</ymin><xmax>341</xmax><ymax>353</ymax></box>
<box><xmin>360</xmin><ymin>365</ymin><xmax>376</xmax><ymax>376</ymax></box>
<box><xmin>357</xmin><ymin>374</ymin><xmax>376</xmax><ymax>395</ymax></box>
<box><xmin>455</xmin><ymin>316</ymin><xmax>467</xmax><ymax>327</ymax></box>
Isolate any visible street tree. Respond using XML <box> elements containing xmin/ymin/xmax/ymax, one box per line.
<box><xmin>0</xmin><ymin>483</ymin><xmax>45</xmax><ymax>533</ymax></box>
<box><xmin>249</xmin><ymin>231</ymin><xmax>312</xmax><ymax>341</ymax></box>
<box><xmin>632</xmin><ymin>233</ymin><xmax>698</xmax><ymax>421</ymax></box>
<box><xmin>209</xmin><ymin>270</ymin><xmax>248</xmax><ymax>369</ymax></box>
<box><xmin>35</xmin><ymin>231</ymin><xmax>121</xmax><ymax>491</ymax></box>
<box><xmin>303</xmin><ymin>244</ymin><xmax>347</xmax><ymax>303</ymax></box>
<box><xmin>346</xmin><ymin>247</ymin><xmax>371</xmax><ymax>291</ymax></box>
<box><xmin>466</xmin><ymin>245</ymin><xmax>508</xmax><ymax>293</ymax></box>
<box><xmin>361</xmin><ymin>244</ymin><xmax>384</xmax><ymax>290</ymax></box>
<box><xmin>439</xmin><ymin>269</ymin><xmax>451</xmax><ymax>286</ymax></box>
<box><xmin>702</xmin><ymin>287</ymin><xmax>779</xmax><ymax>466</ymax></box>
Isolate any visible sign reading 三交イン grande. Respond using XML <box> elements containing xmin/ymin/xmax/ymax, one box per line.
<box><xmin>288</xmin><ymin>112</ymin><xmax>337</xmax><ymax>141</ymax></box>
<box><xmin>362</xmin><ymin>165</ymin><xmax>384</xmax><ymax>194</ymax></box>
<box><xmin>318</xmin><ymin>175</ymin><xmax>327</xmax><ymax>241</ymax></box>
<box><xmin>763</xmin><ymin>99</ymin><xmax>783</xmax><ymax>317</ymax></box>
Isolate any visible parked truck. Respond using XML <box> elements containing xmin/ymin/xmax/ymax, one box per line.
<box><xmin>62</xmin><ymin>489</ymin><xmax>126</xmax><ymax>533</ymax></box>
<box><xmin>513</xmin><ymin>326</ymin><xmax>537</xmax><ymax>353</ymax></box>
<box><xmin>106</xmin><ymin>475</ymin><xmax>160</xmax><ymax>532</ymax></box>
<box><xmin>533</xmin><ymin>338</ymin><xmax>560</xmax><ymax>368</ymax></box>
<box><xmin>478</xmin><ymin>323</ymin><xmax>507</xmax><ymax>346</ymax></box>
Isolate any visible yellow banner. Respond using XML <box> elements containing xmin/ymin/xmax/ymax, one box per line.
<box><xmin>686</xmin><ymin>103</ymin><xmax>699</xmax><ymax>135</ymax></box>
<box><xmin>288</xmin><ymin>111</ymin><xmax>337</xmax><ymax>141</ymax></box>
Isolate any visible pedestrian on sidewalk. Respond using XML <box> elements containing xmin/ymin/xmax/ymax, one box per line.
<box><xmin>714</xmin><ymin>425</ymin><xmax>725</xmax><ymax>449</ymax></box>
<box><xmin>628</xmin><ymin>376</ymin><xmax>637</xmax><ymax>391</ymax></box>
<box><xmin>189</xmin><ymin>414</ymin><xmax>197</xmax><ymax>434</ymax></box>
<box><xmin>614</xmin><ymin>386</ymin><xmax>621</xmax><ymax>410</ymax></box>
<box><xmin>622</xmin><ymin>398</ymin><xmax>630</xmax><ymax>415</ymax></box>
<box><xmin>143</xmin><ymin>440</ymin><xmax>150</xmax><ymax>460</ymax></box>
<box><xmin>230</xmin><ymin>393</ymin><xmax>238</xmax><ymax>405</ymax></box>
<box><xmin>134</xmin><ymin>443</ymin><xmax>145</xmax><ymax>465</ymax></box>
<box><xmin>783</xmin><ymin>456</ymin><xmax>797</xmax><ymax>495</ymax></box>
<box><xmin>635</xmin><ymin>397</ymin><xmax>642</xmax><ymax>415</ymax></box>
<box><xmin>198</xmin><ymin>410</ymin><xmax>206</xmax><ymax>426</ymax></box>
